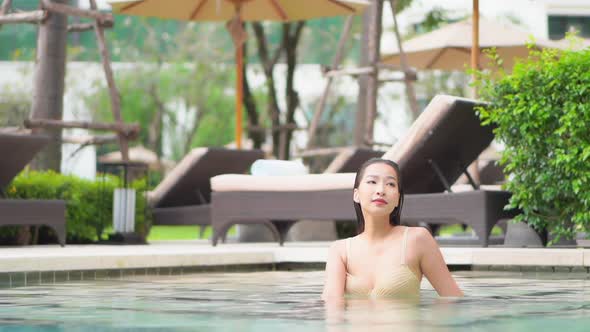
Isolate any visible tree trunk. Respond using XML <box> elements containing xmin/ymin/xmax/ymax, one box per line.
<box><xmin>182</xmin><ymin>100</ymin><xmax>204</xmax><ymax>156</ymax></box>
<box><xmin>280</xmin><ymin>21</ymin><xmax>305</xmax><ymax>160</ymax></box>
<box><xmin>252</xmin><ymin>22</ymin><xmax>283</xmax><ymax>158</ymax></box>
<box><xmin>265</xmin><ymin>70</ymin><xmax>281</xmax><ymax>159</ymax></box>
<box><xmin>355</xmin><ymin>0</ymin><xmax>383</xmax><ymax>147</ymax></box>
<box><xmin>30</xmin><ymin>0</ymin><xmax>69</xmax><ymax>171</ymax></box>
<box><xmin>362</xmin><ymin>0</ymin><xmax>383</xmax><ymax>147</ymax></box>
<box><xmin>241</xmin><ymin>40</ymin><xmax>264</xmax><ymax>149</ymax></box>
<box><xmin>354</xmin><ymin>16</ymin><xmax>369</xmax><ymax>147</ymax></box>
<box><xmin>389</xmin><ymin>0</ymin><xmax>420</xmax><ymax>120</ymax></box>
<box><xmin>148</xmin><ymin>82</ymin><xmax>165</xmax><ymax>157</ymax></box>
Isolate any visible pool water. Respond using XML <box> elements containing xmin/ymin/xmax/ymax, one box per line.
<box><xmin>0</xmin><ymin>270</ymin><xmax>588</xmax><ymax>331</ymax></box>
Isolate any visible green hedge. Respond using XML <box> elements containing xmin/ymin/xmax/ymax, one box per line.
<box><xmin>4</xmin><ymin>170</ymin><xmax>151</xmax><ymax>244</ymax></box>
<box><xmin>474</xmin><ymin>42</ymin><xmax>590</xmax><ymax>242</ymax></box>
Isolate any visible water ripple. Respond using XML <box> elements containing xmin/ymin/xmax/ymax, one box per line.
<box><xmin>0</xmin><ymin>270</ymin><xmax>588</xmax><ymax>331</ymax></box>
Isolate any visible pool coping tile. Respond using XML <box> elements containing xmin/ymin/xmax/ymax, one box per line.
<box><xmin>584</xmin><ymin>249</ymin><xmax>590</xmax><ymax>267</ymax></box>
<box><xmin>0</xmin><ymin>243</ymin><xmax>589</xmax><ymax>276</ymax></box>
<box><xmin>471</xmin><ymin>248</ymin><xmax>584</xmax><ymax>266</ymax></box>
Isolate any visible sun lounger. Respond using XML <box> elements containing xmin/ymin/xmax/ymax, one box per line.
<box><xmin>236</xmin><ymin>147</ymin><xmax>383</xmax><ymax>242</ymax></box>
<box><xmin>380</xmin><ymin>96</ymin><xmax>517</xmax><ymax>245</ymax></box>
<box><xmin>0</xmin><ymin>133</ymin><xmax>66</xmax><ymax>246</ymax></box>
<box><xmin>323</xmin><ymin>147</ymin><xmax>384</xmax><ymax>173</ymax></box>
<box><xmin>148</xmin><ymin>148</ymin><xmax>265</xmax><ymax>235</ymax></box>
<box><xmin>210</xmin><ymin>95</ymin><xmax>516</xmax><ymax>247</ymax></box>
<box><xmin>150</xmin><ymin>146</ymin><xmax>381</xmax><ymax>239</ymax></box>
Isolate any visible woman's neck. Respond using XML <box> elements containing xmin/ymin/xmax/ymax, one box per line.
<box><xmin>360</xmin><ymin>215</ymin><xmax>395</xmax><ymax>242</ymax></box>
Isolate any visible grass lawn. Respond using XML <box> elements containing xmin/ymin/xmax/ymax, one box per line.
<box><xmin>438</xmin><ymin>224</ymin><xmax>504</xmax><ymax>237</ymax></box>
<box><xmin>147</xmin><ymin>224</ymin><xmax>503</xmax><ymax>241</ymax></box>
<box><xmin>147</xmin><ymin>226</ymin><xmax>210</xmax><ymax>241</ymax></box>
<box><xmin>147</xmin><ymin>226</ymin><xmax>236</xmax><ymax>241</ymax></box>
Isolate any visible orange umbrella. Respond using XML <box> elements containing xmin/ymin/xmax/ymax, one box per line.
<box><xmin>109</xmin><ymin>0</ymin><xmax>369</xmax><ymax>148</ymax></box>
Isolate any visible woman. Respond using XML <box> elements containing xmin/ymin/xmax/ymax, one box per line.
<box><xmin>322</xmin><ymin>158</ymin><xmax>463</xmax><ymax>300</ymax></box>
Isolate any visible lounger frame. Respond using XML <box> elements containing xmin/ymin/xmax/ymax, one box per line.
<box><xmin>211</xmin><ymin>189</ymin><xmax>515</xmax><ymax>247</ymax></box>
<box><xmin>151</xmin><ymin>148</ymin><xmax>381</xmax><ymax>230</ymax></box>
<box><xmin>150</xmin><ymin>148</ymin><xmax>265</xmax><ymax>227</ymax></box>
<box><xmin>0</xmin><ymin>199</ymin><xmax>67</xmax><ymax>246</ymax></box>
<box><xmin>0</xmin><ymin>133</ymin><xmax>67</xmax><ymax>246</ymax></box>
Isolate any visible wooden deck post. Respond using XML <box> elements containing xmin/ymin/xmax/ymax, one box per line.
<box><xmin>89</xmin><ymin>0</ymin><xmax>129</xmax><ymax>162</ymax></box>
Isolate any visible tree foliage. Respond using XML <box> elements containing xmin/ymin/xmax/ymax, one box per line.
<box><xmin>473</xmin><ymin>44</ymin><xmax>590</xmax><ymax>241</ymax></box>
<box><xmin>5</xmin><ymin>170</ymin><xmax>149</xmax><ymax>244</ymax></box>
<box><xmin>86</xmin><ymin>62</ymin><xmax>235</xmax><ymax>160</ymax></box>
<box><xmin>0</xmin><ymin>83</ymin><xmax>30</xmax><ymax>127</ymax></box>
<box><xmin>83</xmin><ymin>22</ymin><xmax>237</xmax><ymax>162</ymax></box>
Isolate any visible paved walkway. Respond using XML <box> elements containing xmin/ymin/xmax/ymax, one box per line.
<box><xmin>1</xmin><ymin>241</ymin><xmax>589</xmax><ymax>273</ymax></box>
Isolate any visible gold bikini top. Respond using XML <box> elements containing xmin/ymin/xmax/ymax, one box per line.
<box><xmin>345</xmin><ymin>227</ymin><xmax>421</xmax><ymax>299</ymax></box>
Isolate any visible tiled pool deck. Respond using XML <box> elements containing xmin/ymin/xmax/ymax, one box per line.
<box><xmin>0</xmin><ymin>241</ymin><xmax>589</xmax><ymax>287</ymax></box>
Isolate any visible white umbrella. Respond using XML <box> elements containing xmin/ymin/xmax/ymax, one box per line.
<box><xmin>382</xmin><ymin>17</ymin><xmax>557</xmax><ymax>71</ymax></box>
<box><xmin>99</xmin><ymin>145</ymin><xmax>172</xmax><ymax>170</ymax></box>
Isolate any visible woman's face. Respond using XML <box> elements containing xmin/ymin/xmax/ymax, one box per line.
<box><xmin>353</xmin><ymin>162</ymin><xmax>400</xmax><ymax>218</ymax></box>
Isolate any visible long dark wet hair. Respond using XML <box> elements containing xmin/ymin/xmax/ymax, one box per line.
<box><xmin>353</xmin><ymin>158</ymin><xmax>404</xmax><ymax>234</ymax></box>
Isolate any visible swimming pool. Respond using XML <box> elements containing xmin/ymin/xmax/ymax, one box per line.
<box><xmin>0</xmin><ymin>270</ymin><xmax>588</xmax><ymax>331</ymax></box>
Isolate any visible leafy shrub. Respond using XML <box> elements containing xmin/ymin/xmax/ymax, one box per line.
<box><xmin>474</xmin><ymin>44</ymin><xmax>590</xmax><ymax>241</ymax></box>
<box><xmin>4</xmin><ymin>170</ymin><xmax>151</xmax><ymax>243</ymax></box>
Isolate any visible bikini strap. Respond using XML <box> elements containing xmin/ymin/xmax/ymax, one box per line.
<box><xmin>401</xmin><ymin>227</ymin><xmax>409</xmax><ymax>265</ymax></box>
<box><xmin>345</xmin><ymin>238</ymin><xmax>351</xmax><ymax>270</ymax></box>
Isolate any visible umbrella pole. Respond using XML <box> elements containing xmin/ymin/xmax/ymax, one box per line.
<box><xmin>235</xmin><ymin>44</ymin><xmax>243</xmax><ymax>149</ymax></box>
<box><xmin>227</xmin><ymin>4</ymin><xmax>246</xmax><ymax>150</ymax></box>
<box><xmin>469</xmin><ymin>0</ymin><xmax>481</xmax><ymax>185</ymax></box>
<box><xmin>471</xmin><ymin>0</ymin><xmax>479</xmax><ymax>80</ymax></box>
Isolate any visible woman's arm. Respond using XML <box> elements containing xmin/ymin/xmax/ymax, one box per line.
<box><xmin>321</xmin><ymin>240</ymin><xmax>347</xmax><ymax>301</ymax></box>
<box><xmin>417</xmin><ymin>228</ymin><xmax>464</xmax><ymax>297</ymax></box>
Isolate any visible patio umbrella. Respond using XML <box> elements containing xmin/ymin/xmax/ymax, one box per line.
<box><xmin>108</xmin><ymin>0</ymin><xmax>369</xmax><ymax>149</ymax></box>
<box><xmin>381</xmin><ymin>16</ymin><xmax>557</xmax><ymax>72</ymax></box>
<box><xmin>99</xmin><ymin>145</ymin><xmax>173</xmax><ymax>171</ymax></box>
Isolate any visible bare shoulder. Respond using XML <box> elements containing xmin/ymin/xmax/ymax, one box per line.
<box><xmin>327</xmin><ymin>238</ymin><xmax>347</xmax><ymax>257</ymax></box>
<box><xmin>406</xmin><ymin>225</ymin><xmax>433</xmax><ymax>241</ymax></box>
<box><xmin>407</xmin><ymin>226</ymin><xmax>438</xmax><ymax>252</ymax></box>
<box><xmin>412</xmin><ymin>226</ymin><xmax>434</xmax><ymax>240</ymax></box>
